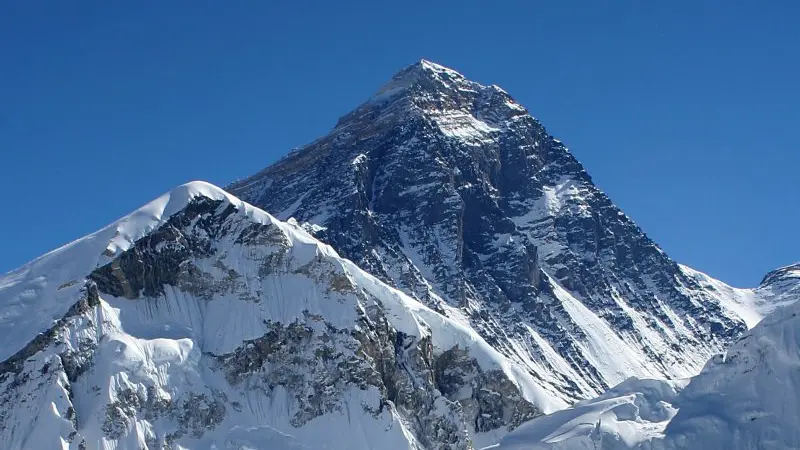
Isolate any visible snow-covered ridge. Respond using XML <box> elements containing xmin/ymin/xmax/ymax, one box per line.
<box><xmin>0</xmin><ymin>181</ymin><xmax>239</xmax><ymax>361</ymax></box>
<box><xmin>760</xmin><ymin>262</ymin><xmax>800</xmax><ymax>286</ymax></box>
<box><xmin>679</xmin><ymin>264</ymin><xmax>798</xmax><ymax>329</ymax></box>
<box><xmin>0</xmin><ymin>181</ymin><xmax>563</xmax><ymax>449</ymax></box>
<box><xmin>0</xmin><ymin>180</ymin><xmax>543</xmax><ymax>388</ymax></box>
<box><xmin>0</xmin><ymin>182</ymin><xmax>338</xmax><ymax>360</ymax></box>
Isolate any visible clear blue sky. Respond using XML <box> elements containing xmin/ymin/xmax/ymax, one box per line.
<box><xmin>1</xmin><ymin>1</ymin><xmax>797</xmax><ymax>286</ymax></box>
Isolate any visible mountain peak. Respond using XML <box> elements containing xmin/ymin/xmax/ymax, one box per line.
<box><xmin>414</xmin><ymin>58</ymin><xmax>463</xmax><ymax>76</ymax></box>
<box><xmin>397</xmin><ymin>59</ymin><xmax>466</xmax><ymax>82</ymax></box>
<box><xmin>6</xmin><ymin>61</ymin><xmax>796</xmax><ymax>450</ymax></box>
<box><xmin>760</xmin><ymin>262</ymin><xmax>800</xmax><ymax>287</ymax></box>
<box><xmin>369</xmin><ymin>59</ymin><xmax>476</xmax><ymax>104</ymax></box>
<box><xmin>229</xmin><ymin>61</ymin><xmax>753</xmax><ymax>408</ymax></box>
<box><xmin>0</xmin><ymin>179</ymin><xmax>554</xmax><ymax>449</ymax></box>
<box><xmin>329</xmin><ymin>59</ymin><xmax>530</xmax><ymax>139</ymax></box>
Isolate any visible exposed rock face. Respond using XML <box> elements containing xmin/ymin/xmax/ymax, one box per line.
<box><xmin>757</xmin><ymin>263</ymin><xmax>800</xmax><ymax>306</ymax></box>
<box><xmin>435</xmin><ymin>346</ymin><xmax>539</xmax><ymax>434</ymax></box>
<box><xmin>0</xmin><ymin>182</ymin><xmax>544</xmax><ymax>449</ymax></box>
<box><xmin>229</xmin><ymin>60</ymin><xmax>748</xmax><ymax>401</ymax></box>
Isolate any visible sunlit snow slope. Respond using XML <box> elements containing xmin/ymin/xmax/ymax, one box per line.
<box><xmin>0</xmin><ymin>182</ymin><xmax>557</xmax><ymax>450</ymax></box>
<box><xmin>489</xmin><ymin>265</ymin><xmax>800</xmax><ymax>450</ymax></box>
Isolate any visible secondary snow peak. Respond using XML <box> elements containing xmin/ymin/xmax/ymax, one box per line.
<box><xmin>0</xmin><ymin>181</ymin><xmax>554</xmax><ymax>449</ymax></box>
<box><xmin>760</xmin><ymin>262</ymin><xmax>800</xmax><ymax>286</ymax></box>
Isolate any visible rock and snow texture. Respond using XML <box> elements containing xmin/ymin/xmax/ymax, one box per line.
<box><xmin>1</xmin><ymin>60</ymin><xmax>796</xmax><ymax>450</ymax></box>
<box><xmin>229</xmin><ymin>60</ymin><xmax>759</xmax><ymax>403</ymax></box>
<box><xmin>490</xmin><ymin>271</ymin><xmax>800</xmax><ymax>450</ymax></box>
<box><xmin>0</xmin><ymin>182</ymin><xmax>552</xmax><ymax>450</ymax></box>
<box><xmin>680</xmin><ymin>263</ymin><xmax>800</xmax><ymax>328</ymax></box>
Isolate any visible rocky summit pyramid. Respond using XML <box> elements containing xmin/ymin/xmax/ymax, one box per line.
<box><xmin>0</xmin><ymin>61</ymin><xmax>794</xmax><ymax>450</ymax></box>
<box><xmin>229</xmin><ymin>60</ymin><xmax>769</xmax><ymax>402</ymax></box>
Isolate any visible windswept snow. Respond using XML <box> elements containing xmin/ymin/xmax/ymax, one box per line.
<box><xmin>487</xmin><ymin>378</ymin><xmax>685</xmax><ymax>450</ymax></box>
<box><xmin>491</xmin><ymin>296</ymin><xmax>800</xmax><ymax>450</ymax></box>
<box><xmin>547</xmin><ymin>274</ymin><xmax>663</xmax><ymax>384</ymax></box>
<box><xmin>680</xmin><ymin>264</ymin><xmax>798</xmax><ymax>329</ymax></box>
<box><xmin>0</xmin><ymin>181</ymin><xmax>237</xmax><ymax>361</ymax></box>
<box><xmin>0</xmin><ymin>181</ymin><xmax>560</xmax><ymax>449</ymax></box>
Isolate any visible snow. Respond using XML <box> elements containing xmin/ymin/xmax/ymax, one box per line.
<box><xmin>487</xmin><ymin>378</ymin><xmax>685</xmax><ymax>450</ymax></box>
<box><xmin>546</xmin><ymin>273</ymin><xmax>662</xmax><ymax>385</ymax></box>
<box><xmin>0</xmin><ymin>181</ymin><xmax>364</xmax><ymax>361</ymax></box>
<box><xmin>509</xmin><ymin>177</ymin><xmax>590</xmax><ymax>224</ymax></box>
<box><xmin>430</xmin><ymin>109</ymin><xmax>501</xmax><ymax>145</ymax></box>
<box><xmin>0</xmin><ymin>181</ymin><xmax>234</xmax><ymax>361</ymax></box>
<box><xmin>679</xmin><ymin>264</ymin><xmax>797</xmax><ymax>329</ymax></box>
<box><xmin>58</xmin><ymin>294</ymin><xmax>422</xmax><ymax>449</ymax></box>
<box><xmin>0</xmin><ymin>181</ymin><xmax>568</xmax><ymax>449</ymax></box>
<box><xmin>490</xmin><ymin>298</ymin><xmax>800</xmax><ymax>450</ymax></box>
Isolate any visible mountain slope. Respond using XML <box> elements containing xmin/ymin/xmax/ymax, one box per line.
<box><xmin>0</xmin><ymin>182</ymin><xmax>558</xmax><ymax>450</ymax></box>
<box><xmin>491</xmin><ymin>265</ymin><xmax>800</xmax><ymax>449</ymax></box>
<box><xmin>680</xmin><ymin>263</ymin><xmax>800</xmax><ymax>328</ymax></box>
<box><xmin>229</xmin><ymin>60</ymin><xmax>753</xmax><ymax>402</ymax></box>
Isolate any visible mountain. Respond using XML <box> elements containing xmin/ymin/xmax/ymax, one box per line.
<box><xmin>0</xmin><ymin>60</ymin><xmax>793</xmax><ymax>450</ymax></box>
<box><xmin>491</xmin><ymin>264</ymin><xmax>800</xmax><ymax>450</ymax></box>
<box><xmin>228</xmin><ymin>60</ymin><xmax>755</xmax><ymax>403</ymax></box>
<box><xmin>0</xmin><ymin>182</ymin><xmax>559</xmax><ymax>450</ymax></box>
<box><xmin>680</xmin><ymin>263</ymin><xmax>800</xmax><ymax>328</ymax></box>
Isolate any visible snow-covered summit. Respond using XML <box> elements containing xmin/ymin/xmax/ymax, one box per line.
<box><xmin>390</xmin><ymin>59</ymin><xmax>467</xmax><ymax>84</ymax></box>
<box><xmin>760</xmin><ymin>262</ymin><xmax>800</xmax><ymax>286</ymax></box>
<box><xmin>370</xmin><ymin>59</ymin><xmax>472</xmax><ymax>100</ymax></box>
<box><xmin>0</xmin><ymin>181</ymin><xmax>238</xmax><ymax>361</ymax></box>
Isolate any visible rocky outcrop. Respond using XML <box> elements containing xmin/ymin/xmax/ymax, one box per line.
<box><xmin>435</xmin><ymin>346</ymin><xmax>539</xmax><ymax>433</ymax></box>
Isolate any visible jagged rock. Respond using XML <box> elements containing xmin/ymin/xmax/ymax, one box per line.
<box><xmin>230</xmin><ymin>60</ymin><xmax>751</xmax><ymax>401</ymax></box>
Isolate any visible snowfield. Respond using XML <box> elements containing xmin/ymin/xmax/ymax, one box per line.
<box><xmin>490</xmin><ymin>290</ymin><xmax>800</xmax><ymax>450</ymax></box>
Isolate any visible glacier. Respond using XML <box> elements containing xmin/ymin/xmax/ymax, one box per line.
<box><xmin>490</xmin><ymin>265</ymin><xmax>800</xmax><ymax>450</ymax></box>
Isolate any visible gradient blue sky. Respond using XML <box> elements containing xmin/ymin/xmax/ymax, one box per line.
<box><xmin>1</xmin><ymin>1</ymin><xmax>797</xmax><ymax>286</ymax></box>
